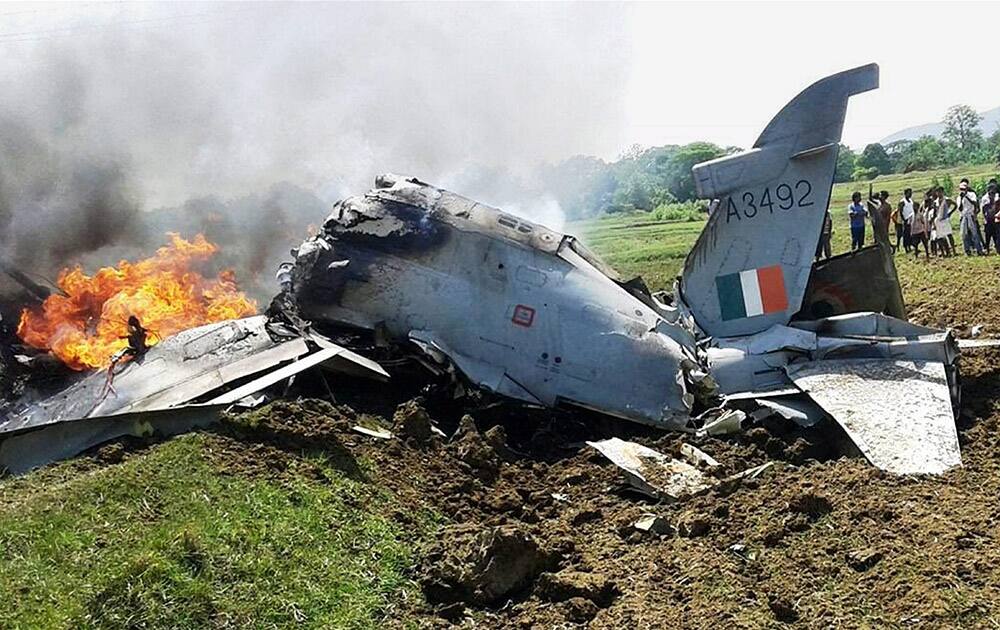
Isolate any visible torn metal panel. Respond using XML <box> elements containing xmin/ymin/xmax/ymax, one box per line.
<box><xmin>790</xmin><ymin>311</ymin><xmax>938</xmax><ymax>338</ymax></box>
<box><xmin>0</xmin><ymin>406</ymin><xmax>221</xmax><ymax>475</ymax></box>
<box><xmin>206</xmin><ymin>347</ymin><xmax>342</xmax><ymax>405</ymax></box>
<box><xmin>586</xmin><ymin>438</ymin><xmax>714</xmax><ymax>500</ymax></box>
<box><xmin>124</xmin><ymin>338</ymin><xmax>310</xmax><ymax>413</ymax></box>
<box><xmin>307</xmin><ymin>332</ymin><xmax>390</xmax><ymax>380</ymax></box>
<box><xmin>795</xmin><ymin>247</ymin><xmax>906</xmax><ymax>321</ymax></box>
<box><xmin>723</xmin><ymin>387</ymin><xmax>801</xmax><ymax>401</ymax></box>
<box><xmin>0</xmin><ymin>316</ymin><xmax>282</xmax><ymax>435</ymax></box>
<box><xmin>0</xmin><ymin>315</ymin><xmax>389</xmax><ymax>473</ymax></box>
<box><xmin>786</xmin><ymin>359</ymin><xmax>960</xmax><ymax>475</ymax></box>
<box><xmin>753</xmin><ymin>395</ymin><xmax>826</xmax><ymax>428</ymax></box>
<box><xmin>696</xmin><ymin>410</ymin><xmax>745</xmax><ymax>437</ymax></box>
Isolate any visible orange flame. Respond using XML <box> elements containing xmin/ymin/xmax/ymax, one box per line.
<box><xmin>17</xmin><ymin>233</ymin><xmax>258</xmax><ymax>371</ymax></box>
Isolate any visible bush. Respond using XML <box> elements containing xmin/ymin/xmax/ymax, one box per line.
<box><xmin>969</xmin><ymin>174</ymin><xmax>1000</xmax><ymax>196</ymax></box>
<box><xmin>852</xmin><ymin>166</ymin><xmax>880</xmax><ymax>180</ymax></box>
<box><xmin>930</xmin><ymin>174</ymin><xmax>955</xmax><ymax>196</ymax></box>
<box><xmin>650</xmin><ymin>201</ymin><xmax>705</xmax><ymax>222</ymax></box>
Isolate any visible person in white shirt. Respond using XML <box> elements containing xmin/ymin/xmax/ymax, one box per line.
<box><xmin>956</xmin><ymin>178</ymin><xmax>985</xmax><ymax>255</ymax></box>
<box><xmin>933</xmin><ymin>186</ymin><xmax>955</xmax><ymax>257</ymax></box>
<box><xmin>897</xmin><ymin>188</ymin><xmax>916</xmax><ymax>253</ymax></box>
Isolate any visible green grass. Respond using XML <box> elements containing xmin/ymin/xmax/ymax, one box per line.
<box><xmin>0</xmin><ymin>434</ymin><xmax>426</xmax><ymax>629</ymax></box>
<box><xmin>574</xmin><ymin>163</ymin><xmax>1000</xmax><ymax>292</ymax></box>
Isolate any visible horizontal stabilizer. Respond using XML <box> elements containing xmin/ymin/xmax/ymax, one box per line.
<box><xmin>786</xmin><ymin>359</ymin><xmax>960</xmax><ymax>475</ymax></box>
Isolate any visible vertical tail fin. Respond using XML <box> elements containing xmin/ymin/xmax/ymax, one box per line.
<box><xmin>680</xmin><ymin>64</ymin><xmax>879</xmax><ymax>338</ymax></box>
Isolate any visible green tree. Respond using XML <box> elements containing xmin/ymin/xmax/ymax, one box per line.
<box><xmin>884</xmin><ymin>140</ymin><xmax>912</xmax><ymax>173</ymax></box>
<box><xmin>942</xmin><ymin>104</ymin><xmax>983</xmax><ymax>154</ymax></box>
<box><xmin>662</xmin><ymin>142</ymin><xmax>728</xmax><ymax>201</ymax></box>
<box><xmin>852</xmin><ymin>166</ymin><xmax>879</xmax><ymax>181</ymax></box>
<box><xmin>835</xmin><ymin>144</ymin><xmax>857</xmax><ymax>182</ymax></box>
<box><xmin>856</xmin><ymin>143</ymin><xmax>892</xmax><ymax>177</ymax></box>
<box><xmin>891</xmin><ymin>135</ymin><xmax>947</xmax><ymax>172</ymax></box>
<box><xmin>542</xmin><ymin>155</ymin><xmax>617</xmax><ymax>219</ymax></box>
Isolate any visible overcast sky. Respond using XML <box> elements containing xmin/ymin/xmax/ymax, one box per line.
<box><xmin>0</xmin><ymin>0</ymin><xmax>997</xmax><ymax>210</ymax></box>
<box><xmin>627</xmin><ymin>1</ymin><xmax>1000</xmax><ymax>150</ymax></box>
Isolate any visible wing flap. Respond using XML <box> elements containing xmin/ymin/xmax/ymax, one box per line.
<box><xmin>786</xmin><ymin>359</ymin><xmax>960</xmax><ymax>475</ymax></box>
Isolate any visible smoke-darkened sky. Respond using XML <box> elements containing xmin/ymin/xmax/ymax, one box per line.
<box><xmin>0</xmin><ymin>2</ymin><xmax>632</xmax><ymax>295</ymax></box>
<box><xmin>0</xmin><ymin>2</ymin><xmax>631</xmax><ymax>203</ymax></box>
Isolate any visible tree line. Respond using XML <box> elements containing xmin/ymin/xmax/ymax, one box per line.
<box><xmin>837</xmin><ymin>105</ymin><xmax>998</xmax><ymax>182</ymax></box>
<box><xmin>546</xmin><ymin>105</ymin><xmax>998</xmax><ymax>221</ymax></box>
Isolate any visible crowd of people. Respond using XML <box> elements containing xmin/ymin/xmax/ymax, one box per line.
<box><xmin>816</xmin><ymin>177</ymin><xmax>1000</xmax><ymax>260</ymax></box>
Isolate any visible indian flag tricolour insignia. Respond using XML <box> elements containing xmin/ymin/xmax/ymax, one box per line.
<box><xmin>715</xmin><ymin>265</ymin><xmax>788</xmax><ymax>321</ymax></box>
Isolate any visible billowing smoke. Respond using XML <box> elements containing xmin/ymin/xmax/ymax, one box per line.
<box><xmin>0</xmin><ymin>3</ymin><xmax>631</xmax><ymax>301</ymax></box>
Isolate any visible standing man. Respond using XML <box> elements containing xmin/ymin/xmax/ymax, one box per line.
<box><xmin>934</xmin><ymin>186</ymin><xmax>955</xmax><ymax>257</ymax></box>
<box><xmin>909</xmin><ymin>199</ymin><xmax>931</xmax><ymax>259</ymax></box>
<box><xmin>898</xmin><ymin>188</ymin><xmax>915</xmax><ymax>253</ymax></box>
<box><xmin>816</xmin><ymin>207</ymin><xmax>833</xmax><ymax>260</ymax></box>
<box><xmin>872</xmin><ymin>190</ymin><xmax>896</xmax><ymax>254</ymax></box>
<box><xmin>849</xmin><ymin>191</ymin><xmax>867</xmax><ymax>251</ymax></box>
<box><xmin>983</xmin><ymin>183</ymin><xmax>1000</xmax><ymax>254</ymax></box>
<box><xmin>956</xmin><ymin>178</ymin><xmax>985</xmax><ymax>255</ymax></box>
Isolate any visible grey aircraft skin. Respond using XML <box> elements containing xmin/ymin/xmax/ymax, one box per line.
<box><xmin>0</xmin><ymin>63</ymin><xmax>970</xmax><ymax>475</ymax></box>
<box><xmin>287</xmin><ymin>63</ymin><xmax>959</xmax><ymax>475</ymax></box>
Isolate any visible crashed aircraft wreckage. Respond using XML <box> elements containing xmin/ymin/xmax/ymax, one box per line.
<box><xmin>0</xmin><ymin>316</ymin><xmax>387</xmax><ymax>473</ymax></box>
<box><xmin>0</xmin><ymin>62</ymin><xmax>976</xmax><ymax>475</ymax></box>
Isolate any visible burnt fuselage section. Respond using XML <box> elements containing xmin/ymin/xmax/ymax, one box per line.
<box><xmin>290</xmin><ymin>174</ymin><xmax>700</xmax><ymax>428</ymax></box>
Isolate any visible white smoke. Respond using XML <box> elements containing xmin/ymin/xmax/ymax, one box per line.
<box><xmin>0</xmin><ymin>3</ymin><xmax>631</xmax><ymax>296</ymax></box>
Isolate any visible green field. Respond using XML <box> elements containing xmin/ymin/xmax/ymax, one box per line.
<box><xmin>0</xmin><ymin>428</ymin><xmax>431</xmax><ymax>629</ymax></box>
<box><xmin>573</xmin><ymin>162</ymin><xmax>1000</xmax><ymax>291</ymax></box>
<box><xmin>2</xmin><ymin>163</ymin><xmax>999</xmax><ymax>628</ymax></box>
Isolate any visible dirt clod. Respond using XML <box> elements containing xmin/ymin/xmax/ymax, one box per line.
<box><xmin>788</xmin><ymin>492</ymin><xmax>833</xmax><ymax>520</ymax></box>
<box><xmin>676</xmin><ymin>512</ymin><xmax>712</xmax><ymax>538</ymax></box>
<box><xmin>562</xmin><ymin>596</ymin><xmax>600</xmax><ymax>623</ymax></box>
<box><xmin>768</xmin><ymin>594</ymin><xmax>799</xmax><ymax>623</ymax></box>
<box><xmin>536</xmin><ymin>570</ymin><xmax>619</xmax><ymax>607</ymax></box>
<box><xmin>451</xmin><ymin>415</ymin><xmax>501</xmax><ymax>483</ymax></box>
<box><xmin>846</xmin><ymin>548</ymin><xmax>883</xmax><ymax>572</ymax></box>
<box><xmin>420</xmin><ymin>523</ymin><xmax>560</xmax><ymax>607</ymax></box>
<box><xmin>95</xmin><ymin>442</ymin><xmax>125</xmax><ymax>464</ymax></box>
<box><xmin>393</xmin><ymin>399</ymin><xmax>434</xmax><ymax>443</ymax></box>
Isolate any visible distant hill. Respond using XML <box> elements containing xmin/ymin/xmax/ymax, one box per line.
<box><xmin>880</xmin><ymin>106</ymin><xmax>1000</xmax><ymax>144</ymax></box>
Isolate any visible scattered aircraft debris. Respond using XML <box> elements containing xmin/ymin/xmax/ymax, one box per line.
<box><xmin>0</xmin><ymin>316</ymin><xmax>386</xmax><ymax>473</ymax></box>
<box><xmin>0</xmin><ymin>62</ymin><xmax>985</xmax><ymax>476</ymax></box>
<box><xmin>633</xmin><ymin>514</ymin><xmax>672</xmax><ymax>536</ymax></box>
<box><xmin>587</xmin><ymin>438</ymin><xmax>714</xmax><ymax>501</ymax></box>
<box><xmin>352</xmin><ymin>425</ymin><xmax>394</xmax><ymax>440</ymax></box>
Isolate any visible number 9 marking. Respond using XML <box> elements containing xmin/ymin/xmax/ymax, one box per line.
<box><xmin>776</xmin><ymin>184</ymin><xmax>793</xmax><ymax>210</ymax></box>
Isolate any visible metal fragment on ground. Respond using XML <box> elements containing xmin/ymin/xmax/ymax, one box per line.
<box><xmin>679</xmin><ymin>443</ymin><xmax>720</xmax><ymax>469</ymax></box>
<box><xmin>586</xmin><ymin>437</ymin><xmax>714</xmax><ymax>500</ymax></box>
<box><xmin>696</xmin><ymin>410</ymin><xmax>745</xmax><ymax>438</ymax></box>
<box><xmin>753</xmin><ymin>396</ymin><xmax>826</xmax><ymax>428</ymax></box>
<box><xmin>351</xmin><ymin>425</ymin><xmax>393</xmax><ymax>440</ymax></box>
<box><xmin>957</xmin><ymin>338</ymin><xmax>1000</xmax><ymax>350</ymax></box>
<box><xmin>633</xmin><ymin>514</ymin><xmax>672</xmax><ymax>535</ymax></box>
<box><xmin>786</xmin><ymin>359</ymin><xmax>960</xmax><ymax>475</ymax></box>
